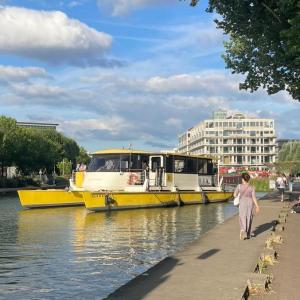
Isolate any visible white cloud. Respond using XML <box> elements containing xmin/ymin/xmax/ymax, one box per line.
<box><xmin>97</xmin><ymin>0</ymin><xmax>173</xmax><ymax>16</ymax></box>
<box><xmin>145</xmin><ymin>72</ymin><xmax>238</xmax><ymax>94</ymax></box>
<box><xmin>153</xmin><ymin>23</ymin><xmax>225</xmax><ymax>55</ymax></box>
<box><xmin>11</xmin><ymin>83</ymin><xmax>67</xmax><ymax>98</ymax></box>
<box><xmin>0</xmin><ymin>65</ymin><xmax>48</xmax><ymax>82</ymax></box>
<box><xmin>68</xmin><ymin>1</ymin><xmax>84</xmax><ymax>8</ymax></box>
<box><xmin>164</xmin><ymin>117</ymin><xmax>182</xmax><ymax>128</ymax></box>
<box><xmin>60</xmin><ymin>116</ymin><xmax>135</xmax><ymax>140</ymax></box>
<box><xmin>0</xmin><ymin>6</ymin><xmax>112</xmax><ymax>66</ymax></box>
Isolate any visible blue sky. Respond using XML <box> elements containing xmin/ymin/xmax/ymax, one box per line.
<box><xmin>0</xmin><ymin>0</ymin><xmax>299</xmax><ymax>152</ymax></box>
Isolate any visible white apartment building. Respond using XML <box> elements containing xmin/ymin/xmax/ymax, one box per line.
<box><xmin>178</xmin><ymin>110</ymin><xmax>277</xmax><ymax>170</ymax></box>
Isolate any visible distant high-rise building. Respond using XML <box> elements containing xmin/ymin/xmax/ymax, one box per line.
<box><xmin>178</xmin><ymin>110</ymin><xmax>277</xmax><ymax>170</ymax></box>
<box><xmin>16</xmin><ymin>121</ymin><xmax>58</xmax><ymax>131</ymax></box>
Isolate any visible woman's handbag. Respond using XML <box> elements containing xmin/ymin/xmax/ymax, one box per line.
<box><xmin>233</xmin><ymin>184</ymin><xmax>249</xmax><ymax>207</ymax></box>
<box><xmin>233</xmin><ymin>193</ymin><xmax>240</xmax><ymax>206</ymax></box>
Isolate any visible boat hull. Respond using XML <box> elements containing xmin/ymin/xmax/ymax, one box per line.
<box><xmin>83</xmin><ymin>191</ymin><xmax>233</xmax><ymax>212</ymax></box>
<box><xmin>18</xmin><ymin>190</ymin><xmax>84</xmax><ymax>208</ymax></box>
<box><xmin>17</xmin><ymin>189</ymin><xmax>233</xmax><ymax>210</ymax></box>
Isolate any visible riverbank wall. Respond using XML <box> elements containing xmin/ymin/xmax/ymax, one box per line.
<box><xmin>106</xmin><ymin>192</ymin><xmax>295</xmax><ymax>300</ymax></box>
<box><xmin>0</xmin><ymin>185</ymin><xmax>66</xmax><ymax>195</ymax></box>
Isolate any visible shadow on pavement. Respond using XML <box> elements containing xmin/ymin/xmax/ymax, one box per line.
<box><xmin>198</xmin><ymin>248</ymin><xmax>220</xmax><ymax>259</ymax></box>
<box><xmin>253</xmin><ymin>220</ymin><xmax>277</xmax><ymax>236</ymax></box>
<box><xmin>105</xmin><ymin>256</ymin><xmax>181</xmax><ymax>300</ymax></box>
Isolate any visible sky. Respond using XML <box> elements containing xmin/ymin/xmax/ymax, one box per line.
<box><xmin>0</xmin><ymin>0</ymin><xmax>299</xmax><ymax>152</ymax></box>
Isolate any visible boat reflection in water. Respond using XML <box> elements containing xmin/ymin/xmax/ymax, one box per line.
<box><xmin>16</xmin><ymin>203</ymin><xmax>235</xmax><ymax>299</ymax></box>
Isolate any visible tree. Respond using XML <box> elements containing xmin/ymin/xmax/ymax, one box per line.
<box><xmin>0</xmin><ymin>116</ymin><xmax>20</xmax><ymax>177</ymax></box>
<box><xmin>0</xmin><ymin>115</ymin><xmax>84</xmax><ymax>178</ymax></box>
<box><xmin>42</xmin><ymin>130</ymin><xmax>80</xmax><ymax>165</ymax></box>
<box><xmin>14</xmin><ymin>128</ymin><xmax>61</xmax><ymax>175</ymax></box>
<box><xmin>188</xmin><ymin>0</ymin><xmax>300</xmax><ymax>100</ymax></box>
<box><xmin>76</xmin><ymin>146</ymin><xmax>91</xmax><ymax>165</ymax></box>
<box><xmin>56</xmin><ymin>158</ymin><xmax>72</xmax><ymax>176</ymax></box>
<box><xmin>277</xmin><ymin>141</ymin><xmax>300</xmax><ymax>174</ymax></box>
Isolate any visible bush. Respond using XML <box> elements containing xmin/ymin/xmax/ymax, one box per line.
<box><xmin>250</xmin><ymin>178</ymin><xmax>270</xmax><ymax>192</ymax></box>
<box><xmin>0</xmin><ymin>176</ymin><xmax>40</xmax><ymax>188</ymax></box>
<box><xmin>54</xmin><ymin>176</ymin><xmax>69</xmax><ymax>186</ymax></box>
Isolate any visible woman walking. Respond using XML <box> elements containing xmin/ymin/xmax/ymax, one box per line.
<box><xmin>234</xmin><ymin>173</ymin><xmax>260</xmax><ymax>240</ymax></box>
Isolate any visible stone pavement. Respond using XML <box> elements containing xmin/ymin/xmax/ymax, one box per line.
<box><xmin>106</xmin><ymin>194</ymin><xmax>285</xmax><ymax>300</ymax></box>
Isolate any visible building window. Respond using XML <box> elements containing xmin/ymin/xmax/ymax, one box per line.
<box><xmin>237</xmin><ymin>156</ymin><xmax>243</xmax><ymax>164</ymax></box>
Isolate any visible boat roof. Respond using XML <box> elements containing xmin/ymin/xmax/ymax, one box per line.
<box><xmin>92</xmin><ymin>148</ymin><xmax>153</xmax><ymax>155</ymax></box>
<box><xmin>92</xmin><ymin>148</ymin><xmax>212</xmax><ymax>160</ymax></box>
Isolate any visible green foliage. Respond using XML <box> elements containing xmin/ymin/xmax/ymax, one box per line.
<box><xmin>14</xmin><ymin>128</ymin><xmax>61</xmax><ymax>175</ymax></box>
<box><xmin>41</xmin><ymin>130</ymin><xmax>80</xmax><ymax>163</ymax></box>
<box><xmin>0</xmin><ymin>115</ymin><xmax>85</xmax><ymax>180</ymax></box>
<box><xmin>277</xmin><ymin>141</ymin><xmax>300</xmax><ymax>174</ymax></box>
<box><xmin>0</xmin><ymin>116</ymin><xmax>20</xmax><ymax>176</ymax></box>
<box><xmin>56</xmin><ymin>158</ymin><xmax>72</xmax><ymax>176</ymax></box>
<box><xmin>250</xmin><ymin>178</ymin><xmax>270</xmax><ymax>192</ymax></box>
<box><xmin>76</xmin><ymin>146</ymin><xmax>91</xmax><ymax>165</ymax></box>
<box><xmin>0</xmin><ymin>176</ymin><xmax>39</xmax><ymax>188</ymax></box>
<box><xmin>190</xmin><ymin>1</ymin><xmax>300</xmax><ymax>100</ymax></box>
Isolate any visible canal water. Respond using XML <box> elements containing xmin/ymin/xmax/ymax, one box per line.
<box><xmin>0</xmin><ymin>194</ymin><xmax>264</xmax><ymax>299</ymax></box>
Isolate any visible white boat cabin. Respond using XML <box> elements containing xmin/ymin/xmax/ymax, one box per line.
<box><xmin>70</xmin><ymin>149</ymin><xmax>217</xmax><ymax>192</ymax></box>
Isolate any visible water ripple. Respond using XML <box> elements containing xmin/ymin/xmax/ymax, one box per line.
<box><xmin>0</xmin><ymin>195</ymin><xmax>238</xmax><ymax>299</ymax></box>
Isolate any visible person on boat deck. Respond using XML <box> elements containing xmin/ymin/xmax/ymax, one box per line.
<box><xmin>142</xmin><ymin>161</ymin><xmax>149</xmax><ymax>174</ymax></box>
<box><xmin>234</xmin><ymin>172</ymin><xmax>260</xmax><ymax>240</ymax></box>
<box><xmin>104</xmin><ymin>160</ymin><xmax>115</xmax><ymax>170</ymax></box>
<box><xmin>141</xmin><ymin>161</ymin><xmax>150</xmax><ymax>189</ymax></box>
<box><xmin>141</xmin><ymin>161</ymin><xmax>150</xmax><ymax>183</ymax></box>
<box><xmin>79</xmin><ymin>162</ymin><xmax>86</xmax><ymax>171</ymax></box>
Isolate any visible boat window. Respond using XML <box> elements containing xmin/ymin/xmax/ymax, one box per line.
<box><xmin>186</xmin><ymin>158</ymin><xmax>197</xmax><ymax>174</ymax></box>
<box><xmin>207</xmin><ymin>160</ymin><xmax>214</xmax><ymax>175</ymax></box>
<box><xmin>130</xmin><ymin>154</ymin><xmax>149</xmax><ymax>171</ymax></box>
<box><xmin>165</xmin><ymin>155</ymin><xmax>173</xmax><ymax>173</ymax></box>
<box><xmin>151</xmin><ymin>157</ymin><xmax>162</xmax><ymax>172</ymax></box>
<box><xmin>174</xmin><ymin>158</ymin><xmax>185</xmax><ymax>173</ymax></box>
<box><xmin>87</xmin><ymin>154</ymin><xmax>120</xmax><ymax>172</ymax></box>
<box><xmin>198</xmin><ymin>158</ymin><xmax>207</xmax><ymax>174</ymax></box>
<box><xmin>120</xmin><ymin>155</ymin><xmax>130</xmax><ymax>171</ymax></box>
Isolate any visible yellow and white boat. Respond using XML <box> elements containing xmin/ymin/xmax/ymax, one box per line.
<box><xmin>18</xmin><ymin>149</ymin><xmax>233</xmax><ymax>210</ymax></box>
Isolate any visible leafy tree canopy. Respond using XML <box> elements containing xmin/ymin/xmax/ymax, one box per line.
<box><xmin>0</xmin><ymin>116</ymin><xmax>20</xmax><ymax>176</ymax></box>
<box><xmin>277</xmin><ymin>141</ymin><xmax>300</xmax><ymax>174</ymax></box>
<box><xmin>76</xmin><ymin>146</ymin><xmax>91</xmax><ymax>165</ymax></box>
<box><xmin>0</xmin><ymin>115</ymin><xmax>88</xmax><ymax>177</ymax></box>
<box><xmin>188</xmin><ymin>0</ymin><xmax>300</xmax><ymax>100</ymax></box>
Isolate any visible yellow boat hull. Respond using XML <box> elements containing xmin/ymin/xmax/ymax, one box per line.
<box><xmin>83</xmin><ymin>191</ymin><xmax>233</xmax><ymax>212</ymax></box>
<box><xmin>18</xmin><ymin>190</ymin><xmax>84</xmax><ymax>208</ymax></box>
<box><xmin>18</xmin><ymin>189</ymin><xmax>233</xmax><ymax>210</ymax></box>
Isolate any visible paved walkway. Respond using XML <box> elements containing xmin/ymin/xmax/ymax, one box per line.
<box><xmin>106</xmin><ymin>194</ymin><xmax>285</xmax><ymax>300</ymax></box>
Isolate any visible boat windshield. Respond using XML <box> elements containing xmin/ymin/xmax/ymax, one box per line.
<box><xmin>87</xmin><ymin>154</ymin><xmax>149</xmax><ymax>172</ymax></box>
<box><xmin>88</xmin><ymin>155</ymin><xmax>125</xmax><ymax>172</ymax></box>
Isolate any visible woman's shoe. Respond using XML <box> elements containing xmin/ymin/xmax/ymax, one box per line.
<box><xmin>240</xmin><ymin>230</ymin><xmax>247</xmax><ymax>240</ymax></box>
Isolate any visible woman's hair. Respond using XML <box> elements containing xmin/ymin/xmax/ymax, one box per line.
<box><xmin>241</xmin><ymin>172</ymin><xmax>251</xmax><ymax>182</ymax></box>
